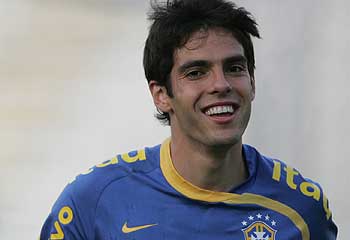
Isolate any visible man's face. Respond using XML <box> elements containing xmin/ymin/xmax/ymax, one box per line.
<box><xmin>164</xmin><ymin>28</ymin><xmax>255</xmax><ymax>147</ymax></box>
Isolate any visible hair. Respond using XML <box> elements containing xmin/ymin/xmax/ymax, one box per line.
<box><xmin>143</xmin><ymin>0</ymin><xmax>260</xmax><ymax>125</ymax></box>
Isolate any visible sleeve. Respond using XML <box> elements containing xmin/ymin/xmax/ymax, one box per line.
<box><xmin>318</xmin><ymin>190</ymin><xmax>338</xmax><ymax>239</ymax></box>
<box><xmin>39</xmin><ymin>183</ymin><xmax>89</xmax><ymax>240</ymax></box>
<box><xmin>39</xmin><ymin>154</ymin><xmax>138</xmax><ymax>240</ymax></box>
<box><xmin>303</xmin><ymin>179</ymin><xmax>338</xmax><ymax>239</ymax></box>
<box><xmin>324</xmin><ymin>218</ymin><xmax>338</xmax><ymax>240</ymax></box>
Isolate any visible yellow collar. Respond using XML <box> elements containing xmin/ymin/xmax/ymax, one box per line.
<box><xmin>159</xmin><ymin>138</ymin><xmax>310</xmax><ymax>240</ymax></box>
<box><xmin>160</xmin><ymin>138</ymin><xmax>247</xmax><ymax>202</ymax></box>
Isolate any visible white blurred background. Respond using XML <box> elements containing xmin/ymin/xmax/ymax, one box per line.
<box><xmin>1</xmin><ymin>0</ymin><xmax>348</xmax><ymax>239</ymax></box>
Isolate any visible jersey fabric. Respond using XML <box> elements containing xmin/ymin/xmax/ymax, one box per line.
<box><xmin>40</xmin><ymin>139</ymin><xmax>337</xmax><ymax>240</ymax></box>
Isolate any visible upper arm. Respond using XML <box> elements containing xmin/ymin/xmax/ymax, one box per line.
<box><xmin>40</xmin><ymin>184</ymin><xmax>89</xmax><ymax>240</ymax></box>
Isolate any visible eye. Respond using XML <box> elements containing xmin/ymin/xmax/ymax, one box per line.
<box><xmin>185</xmin><ymin>69</ymin><xmax>207</xmax><ymax>80</ymax></box>
<box><xmin>226</xmin><ymin>64</ymin><xmax>246</xmax><ymax>74</ymax></box>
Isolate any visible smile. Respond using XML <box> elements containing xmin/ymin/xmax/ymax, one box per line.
<box><xmin>201</xmin><ymin>102</ymin><xmax>240</xmax><ymax>124</ymax></box>
<box><xmin>204</xmin><ymin>105</ymin><xmax>234</xmax><ymax>116</ymax></box>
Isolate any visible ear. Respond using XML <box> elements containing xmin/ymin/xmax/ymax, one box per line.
<box><xmin>250</xmin><ymin>76</ymin><xmax>256</xmax><ymax>101</ymax></box>
<box><xmin>148</xmin><ymin>80</ymin><xmax>172</xmax><ymax>113</ymax></box>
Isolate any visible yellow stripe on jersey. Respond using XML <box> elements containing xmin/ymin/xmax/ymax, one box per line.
<box><xmin>160</xmin><ymin>138</ymin><xmax>310</xmax><ymax>240</ymax></box>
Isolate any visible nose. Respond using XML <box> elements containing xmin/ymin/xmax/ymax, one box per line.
<box><xmin>208</xmin><ymin>68</ymin><xmax>232</xmax><ymax>94</ymax></box>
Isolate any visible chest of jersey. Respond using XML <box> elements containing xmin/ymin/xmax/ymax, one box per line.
<box><xmin>94</xmin><ymin>182</ymin><xmax>301</xmax><ymax>240</ymax></box>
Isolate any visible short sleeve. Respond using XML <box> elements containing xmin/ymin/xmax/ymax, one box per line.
<box><xmin>40</xmin><ymin>184</ymin><xmax>88</xmax><ymax>240</ymax></box>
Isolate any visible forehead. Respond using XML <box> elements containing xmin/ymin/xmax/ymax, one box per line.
<box><xmin>173</xmin><ymin>28</ymin><xmax>245</xmax><ymax>64</ymax></box>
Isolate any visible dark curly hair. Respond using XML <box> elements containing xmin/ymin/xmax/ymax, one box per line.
<box><xmin>143</xmin><ymin>0</ymin><xmax>260</xmax><ymax>125</ymax></box>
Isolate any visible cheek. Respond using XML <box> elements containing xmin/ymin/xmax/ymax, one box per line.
<box><xmin>173</xmin><ymin>84</ymin><xmax>205</xmax><ymax>108</ymax></box>
<box><xmin>170</xmin><ymin>93</ymin><xmax>202</xmax><ymax>126</ymax></box>
<box><xmin>234</xmin><ymin>81</ymin><xmax>254</xmax><ymax>99</ymax></box>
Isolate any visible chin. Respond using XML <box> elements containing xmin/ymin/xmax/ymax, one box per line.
<box><xmin>206</xmin><ymin>134</ymin><xmax>242</xmax><ymax>147</ymax></box>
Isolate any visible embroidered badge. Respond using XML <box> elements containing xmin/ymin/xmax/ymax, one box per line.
<box><xmin>241</xmin><ymin>213</ymin><xmax>277</xmax><ymax>240</ymax></box>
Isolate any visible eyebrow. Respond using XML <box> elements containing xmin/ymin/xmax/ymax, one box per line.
<box><xmin>177</xmin><ymin>55</ymin><xmax>247</xmax><ymax>74</ymax></box>
<box><xmin>224</xmin><ymin>55</ymin><xmax>247</xmax><ymax>65</ymax></box>
<box><xmin>178</xmin><ymin>60</ymin><xmax>210</xmax><ymax>74</ymax></box>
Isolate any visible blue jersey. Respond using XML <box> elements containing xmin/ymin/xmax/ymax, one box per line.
<box><xmin>40</xmin><ymin>139</ymin><xmax>337</xmax><ymax>240</ymax></box>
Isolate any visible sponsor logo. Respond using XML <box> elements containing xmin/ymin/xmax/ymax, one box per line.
<box><xmin>122</xmin><ymin>222</ymin><xmax>158</xmax><ymax>233</ymax></box>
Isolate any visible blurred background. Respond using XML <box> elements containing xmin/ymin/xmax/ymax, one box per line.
<box><xmin>1</xmin><ymin>0</ymin><xmax>348</xmax><ymax>239</ymax></box>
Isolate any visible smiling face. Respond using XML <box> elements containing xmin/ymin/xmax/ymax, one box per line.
<box><xmin>150</xmin><ymin>28</ymin><xmax>255</xmax><ymax>148</ymax></box>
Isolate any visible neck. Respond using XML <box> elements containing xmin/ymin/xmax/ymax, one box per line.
<box><xmin>170</xmin><ymin>136</ymin><xmax>248</xmax><ymax>192</ymax></box>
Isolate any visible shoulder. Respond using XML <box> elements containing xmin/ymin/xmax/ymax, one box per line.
<box><xmin>244</xmin><ymin>144</ymin><xmax>326</xmax><ymax>204</ymax></box>
<box><xmin>243</xmin><ymin>144</ymin><xmax>337</xmax><ymax>236</ymax></box>
<box><xmin>40</xmin><ymin>143</ymin><xmax>161</xmax><ymax>239</ymax></box>
<box><xmin>256</xmin><ymin>150</ymin><xmax>329</xmax><ymax>214</ymax></box>
<box><xmin>262</xmin><ymin>146</ymin><xmax>330</xmax><ymax>209</ymax></box>
<box><xmin>69</xmin><ymin>143</ymin><xmax>161</xmax><ymax>204</ymax></box>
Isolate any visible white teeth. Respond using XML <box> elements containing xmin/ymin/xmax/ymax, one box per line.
<box><xmin>205</xmin><ymin>105</ymin><xmax>234</xmax><ymax>116</ymax></box>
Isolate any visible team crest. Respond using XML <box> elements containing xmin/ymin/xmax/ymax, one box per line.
<box><xmin>241</xmin><ymin>213</ymin><xmax>277</xmax><ymax>240</ymax></box>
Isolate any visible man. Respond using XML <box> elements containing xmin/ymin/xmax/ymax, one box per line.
<box><xmin>40</xmin><ymin>0</ymin><xmax>338</xmax><ymax>239</ymax></box>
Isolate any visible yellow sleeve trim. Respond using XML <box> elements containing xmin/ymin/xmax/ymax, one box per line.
<box><xmin>160</xmin><ymin>138</ymin><xmax>310</xmax><ymax>240</ymax></box>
